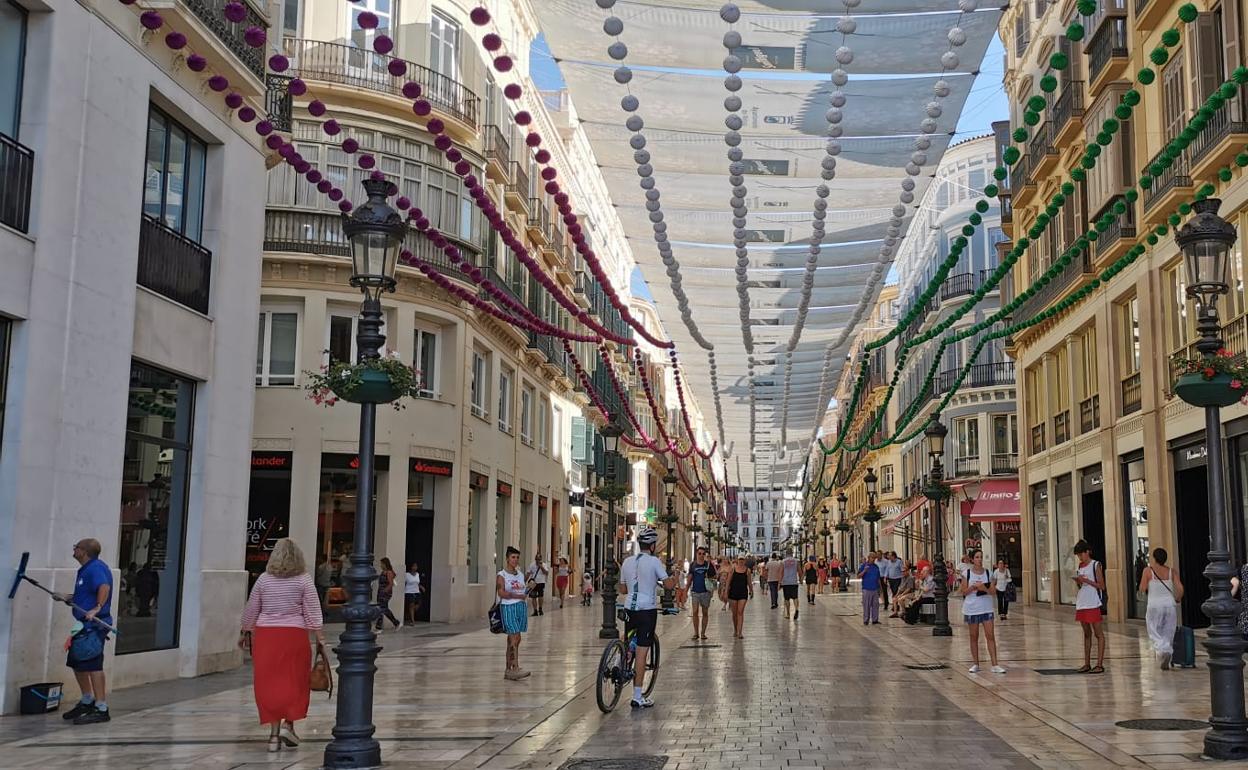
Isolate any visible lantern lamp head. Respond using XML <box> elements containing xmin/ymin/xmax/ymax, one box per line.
<box><xmin>600</xmin><ymin>412</ymin><xmax>624</xmax><ymax>455</ymax></box>
<box><xmin>1177</xmin><ymin>198</ymin><xmax>1236</xmax><ymax>312</ymax></box>
<box><xmin>343</xmin><ymin>178</ymin><xmax>405</xmax><ymax>300</ymax></box>
<box><xmin>924</xmin><ymin>413</ymin><xmax>948</xmax><ymax>459</ymax></box>
<box><xmin>864</xmin><ymin>467</ymin><xmax>878</xmax><ymax>496</ymax></box>
<box><xmin>836</xmin><ymin>491</ymin><xmax>848</xmax><ymax>517</ymax></box>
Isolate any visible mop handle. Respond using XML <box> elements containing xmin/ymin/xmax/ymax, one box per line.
<box><xmin>23</xmin><ymin>576</ymin><xmax>119</xmax><ymax>635</ymax></box>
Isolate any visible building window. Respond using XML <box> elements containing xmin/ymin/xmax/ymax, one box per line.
<box><xmin>256</xmin><ymin>310</ymin><xmax>298</xmax><ymax>386</ymax></box>
<box><xmin>552</xmin><ymin>405</ymin><xmax>563</xmax><ymax>460</ymax></box>
<box><xmin>282</xmin><ymin>0</ymin><xmax>300</xmax><ymax>36</ymax></box>
<box><xmin>0</xmin><ymin>316</ymin><xmax>8</xmax><ymax>458</ymax></box>
<box><xmin>349</xmin><ymin>0</ymin><xmax>392</xmax><ymax>53</ymax></box>
<box><xmin>520</xmin><ymin>385</ymin><xmax>534</xmax><ymax>445</ymax></box>
<box><xmin>470</xmin><ymin>350</ymin><xmax>488</xmax><ymax>420</ymax></box>
<box><xmin>539</xmin><ymin>397</ymin><xmax>550</xmax><ymax>454</ymax></box>
<box><xmin>954</xmin><ymin>417</ymin><xmax>979</xmax><ymax>475</ymax></box>
<box><xmin>497</xmin><ymin>367</ymin><xmax>512</xmax><ymax>433</ymax></box>
<box><xmin>143</xmin><ymin>108</ymin><xmax>207</xmax><ymax>243</ymax></box>
<box><xmin>429</xmin><ymin>10</ymin><xmax>460</xmax><ymax>81</ymax></box>
<box><xmin>0</xmin><ymin>0</ymin><xmax>26</xmax><ymax>139</ymax></box>
<box><xmin>1163</xmin><ymin>262</ymin><xmax>1196</xmax><ymax>354</ymax></box>
<box><xmin>327</xmin><ymin>313</ymin><xmax>355</xmax><ymax>366</ymax></box>
<box><xmin>414</xmin><ymin>326</ymin><xmax>438</xmax><ymax>398</ymax></box>
<box><xmin>880</xmin><ymin>465</ymin><xmax>894</xmax><ymax>494</ymax></box>
<box><xmin>117</xmin><ymin>361</ymin><xmax>195</xmax><ymax>654</ymax></box>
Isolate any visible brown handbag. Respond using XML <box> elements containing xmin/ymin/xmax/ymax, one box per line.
<box><xmin>310</xmin><ymin>641</ymin><xmax>333</xmax><ymax>697</ymax></box>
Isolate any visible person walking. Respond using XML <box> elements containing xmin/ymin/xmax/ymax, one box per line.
<box><xmin>727</xmin><ymin>555</ymin><xmax>754</xmax><ymax>639</ymax></box>
<box><xmin>816</xmin><ymin>557</ymin><xmax>828</xmax><ymax>594</ymax></box>
<box><xmin>1072</xmin><ymin>540</ymin><xmax>1107</xmax><ymax>674</ymax></box>
<box><xmin>1140</xmin><ymin>547</ymin><xmax>1183</xmax><ymax>669</ymax></box>
<box><xmin>884</xmin><ymin>552</ymin><xmax>904</xmax><ymax>609</ymax></box>
<box><xmin>498</xmin><ymin>546</ymin><xmax>531</xmax><ymax>680</ymax></box>
<box><xmin>555</xmin><ymin>557</ymin><xmax>571</xmax><ymax>609</ymax></box>
<box><xmin>374</xmin><ymin>557</ymin><xmax>401</xmax><ymax>630</ymax></box>
<box><xmin>804</xmin><ymin>556</ymin><xmax>819</xmax><ymax>605</ymax></box>
<box><xmin>718</xmin><ymin>557</ymin><xmax>732</xmax><ymax>612</ymax></box>
<box><xmin>404</xmin><ymin>562</ymin><xmax>423</xmax><ymax>624</ymax></box>
<box><xmin>961</xmin><ymin>549</ymin><xmax>1005</xmax><ymax>674</ymax></box>
<box><xmin>859</xmin><ymin>552</ymin><xmax>882</xmax><ymax>625</ymax></box>
<box><xmin>135</xmin><ymin>561</ymin><xmax>159</xmax><ymax>617</ymax></box>
<box><xmin>238</xmin><ymin>539</ymin><xmax>325</xmax><ymax>752</ymax></box>
<box><xmin>57</xmin><ymin>538</ymin><xmax>115</xmax><ymax>725</ymax></box>
<box><xmin>780</xmin><ymin>552</ymin><xmax>801</xmax><ymax>619</ymax></box>
<box><xmin>687</xmin><ymin>547</ymin><xmax>718</xmax><ymax>641</ymax></box>
<box><xmin>314</xmin><ymin>554</ymin><xmax>332</xmax><ymax>607</ymax></box>
<box><xmin>828</xmin><ymin>554</ymin><xmax>841</xmax><ymax>592</ymax></box>
<box><xmin>581</xmin><ymin>567</ymin><xmax>594</xmax><ymax>606</ymax></box>
<box><xmin>766</xmin><ymin>555</ymin><xmax>784</xmax><ymax>609</ymax></box>
<box><xmin>527</xmin><ymin>553</ymin><xmax>548</xmax><ymax>616</ymax></box>
<box><xmin>993</xmin><ymin>558</ymin><xmax>1013</xmax><ymax>620</ymax></box>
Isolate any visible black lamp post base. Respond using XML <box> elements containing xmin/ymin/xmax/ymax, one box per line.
<box><xmin>324</xmin><ymin>742</ymin><xmax>383</xmax><ymax>769</ymax></box>
<box><xmin>1203</xmin><ymin>724</ymin><xmax>1248</xmax><ymax>760</ymax></box>
<box><xmin>931</xmin><ymin>625</ymin><xmax>953</xmax><ymax>637</ymax></box>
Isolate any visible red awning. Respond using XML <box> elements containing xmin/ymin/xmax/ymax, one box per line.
<box><xmin>967</xmin><ymin>479</ymin><xmax>1021</xmax><ymax>522</ymax></box>
<box><xmin>882</xmin><ymin>496</ymin><xmax>925</xmax><ymax>535</ymax></box>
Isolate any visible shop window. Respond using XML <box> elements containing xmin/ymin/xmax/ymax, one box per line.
<box><xmin>497</xmin><ymin>367</ymin><xmax>513</xmax><ymax>433</ymax></box>
<box><xmin>1053</xmin><ymin>475</ymin><xmax>1076</xmax><ymax>604</ymax></box>
<box><xmin>1123</xmin><ymin>455</ymin><xmax>1149</xmax><ymax>618</ymax></box>
<box><xmin>256</xmin><ymin>310</ymin><xmax>298</xmax><ymax>386</ymax></box>
<box><xmin>1032</xmin><ymin>482</ymin><xmax>1051</xmax><ymax>602</ymax></box>
<box><xmin>414</xmin><ymin>326</ymin><xmax>439</xmax><ymax>398</ymax></box>
<box><xmin>470</xmin><ymin>349</ymin><xmax>489</xmax><ymax>420</ymax></box>
<box><xmin>143</xmin><ymin>108</ymin><xmax>207</xmax><ymax>243</ymax></box>
<box><xmin>116</xmin><ymin>362</ymin><xmax>195</xmax><ymax>654</ymax></box>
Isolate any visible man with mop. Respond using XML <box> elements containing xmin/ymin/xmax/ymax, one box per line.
<box><xmin>54</xmin><ymin>538</ymin><xmax>114</xmax><ymax>725</ymax></box>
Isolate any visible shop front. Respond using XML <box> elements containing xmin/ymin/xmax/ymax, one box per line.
<box><xmin>964</xmin><ymin>478</ymin><xmax>1021</xmax><ymax>585</ymax></box>
<box><xmin>495</xmin><ymin>480</ymin><xmax>513</xmax><ymax>571</ymax></box>
<box><xmin>246</xmin><ymin>451</ymin><xmax>293</xmax><ymax>587</ymax></box>
<box><xmin>1169</xmin><ymin>438</ymin><xmax>1210</xmax><ymax>627</ymax></box>
<box><xmin>316</xmin><ymin>453</ymin><xmax>389</xmax><ymax>574</ymax></box>
<box><xmin>407</xmin><ymin>457</ymin><xmax>452</xmax><ymax>622</ymax></box>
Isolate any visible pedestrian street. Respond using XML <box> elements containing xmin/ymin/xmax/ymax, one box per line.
<box><xmin>0</xmin><ymin>590</ymin><xmax>1241</xmax><ymax>770</ymax></box>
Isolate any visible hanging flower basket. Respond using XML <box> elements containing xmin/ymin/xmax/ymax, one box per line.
<box><xmin>1171</xmin><ymin>349</ymin><xmax>1248</xmax><ymax>408</ymax></box>
<box><xmin>656</xmin><ymin>512</ymin><xmax>680</xmax><ymax>526</ymax></box>
<box><xmin>591</xmin><ymin>482</ymin><xmax>630</xmax><ymax>503</ymax></box>
<box><xmin>835</xmin><ymin>522</ymin><xmax>851</xmax><ymax>532</ymax></box>
<box><xmin>924</xmin><ymin>481</ymin><xmax>952</xmax><ymax>502</ymax></box>
<box><xmin>304</xmin><ymin>352</ymin><xmax>422</xmax><ymax>409</ymax></box>
<box><xmin>863</xmin><ymin>509</ymin><xmax>883</xmax><ymax>524</ymax></box>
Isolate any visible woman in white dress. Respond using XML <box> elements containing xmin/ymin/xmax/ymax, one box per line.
<box><xmin>1139</xmin><ymin>547</ymin><xmax>1183</xmax><ymax>670</ymax></box>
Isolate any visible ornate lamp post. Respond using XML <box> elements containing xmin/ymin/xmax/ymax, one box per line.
<box><xmin>325</xmin><ymin>179</ymin><xmax>405</xmax><ymax>770</ymax></box>
<box><xmin>1172</xmin><ymin>199</ymin><xmax>1248</xmax><ymax>759</ymax></box>
<box><xmin>820</xmin><ymin>504</ymin><xmax>831</xmax><ymax>560</ymax></box>
<box><xmin>836</xmin><ymin>492</ymin><xmax>849</xmax><ymax>592</ymax></box>
<box><xmin>924</xmin><ymin>413</ymin><xmax>952</xmax><ymax>638</ymax></box>
<box><xmin>863</xmin><ymin>467</ymin><xmax>880</xmax><ymax>553</ymax></box>
<box><xmin>689</xmin><ymin>493</ymin><xmax>702</xmax><ymax>553</ymax></box>
<box><xmin>598</xmin><ymin>413</ymin><xmax>625</xmax><ymax>639</ymax></box>
<box><xmin>660</xmin><ymin>466</ymin><xmax>679</xmax><ymax>609</ymax></box>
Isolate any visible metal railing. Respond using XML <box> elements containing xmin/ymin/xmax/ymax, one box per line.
<box><xmin>933</xmin><ymin>361</ymin><xmax>1016</xmax><ymax>395</ymax></box>
<box><xmin>507</xmin><ymin>161</ymin><xmax>529</xmax><ymax>201</ymax></box>
<box><xmin>1094</xmin><ymin>195</ymin><xmax>1137</xmax><ymax>257</ymax></box>
<box><xmin>263</xmin><ymin>208</ymin><xmax>479</xmax><ymax>280</ymax></box>
<box><xmin>1079</xmin><ymin>393</ymin><xmax>1100</xmax><ymax>433</ymax></box>
<box><xmin>265</xmin><ymin>75</ymin><xmax>293</xmax><ymax>133</ymax></box>
<box><xmin>183</xmin><ymin>0</ymin><xmax>267</xmax><ymax>79</ymax></box>
<box><xmin>1027</xmin><ymin>122</ymin><xmax>1057</xmax><ymax>175</ymax></box>
<box><xmin>1167</xmin><ymin>313</ymin><xmax>1248</xmax><ymax>386</ymax></box>
<box><xmin>1031</xmin><ymin>423</ymin><xmax>1046</xmax><ymax>454</ymax></box>
<box><xmin>1121</xmin><ymin>372</ymin><xmax>1142</xmax><ymax>415</ymax></box>
<box><xmin>1087</xmin><ymin>16</ymin><xmax>1128</xmax><ymax>84</ymax></box>
<box><xmin>940</xmin><ymin>272</ymin><xmax>976</xmax><ymax>301</ymax></box>
<box><xmin>528</xmin><ymin>198</ymin><xmax>550</xmax><ymax>234</ymax></box>
<box><xmin>0</xmin><ymin>132</ymin><xmax>34</xmax><ymax>234</ymax></box>
<box><xmin>282</xmin><ymin>38</ymin><xmax>478</xmax><ymax>127</ymax></box>
<box><xmin>1190</xmin><ymin>96</ymin><xmax>1248</xmax><ymax>167</ymax></box>
<box><xmin>1053</xmin><ymin>410</ymin><xmax>1071</xmax><ymax>445</ymax></box>
<box><xmin>1143</xmin><ymin>146</ymin><xmax>1191</xmax><ymax>211</ymax></box>
<box><xmin>953</xmin><ymin>456</ymin><xmax>980</xmax><ymax>477</ymax></box>
<box><xmin>1017</xmin><ymin>248</ymin><xmax>1093</xmax><ymax>322</ymax></box>
<box><xmin>1053</xmin><ymin>82</ymin><xmax>1085</xmax><ymax>134</ymax></box>
<box><xmin>1136</xmin><ymin>0</ymin><xmax>1150</xmax><ymax>15</ymax></box>
<box><xmin>991</xmin><ymin>453</ymin><xmax>1019</xmax><ymax>475</ymax></box>
<box><xmin>528</xmin><ymin>330</ymin><xmax>561</xmax><ymax>370</ymax></box>
<box><xmin>138</xmin><ymin>215</ymin><xmax>212</xmax><ymax>314</ymax></box>
<box><xmin>484</xmin><ymin>267</ymin><xmax>524</xmax><ymax>308</ymax></box>
<box><xmin>484</xmin><ymin>124</ymin><xmax>510</xmax><ymax>168</ymax></box>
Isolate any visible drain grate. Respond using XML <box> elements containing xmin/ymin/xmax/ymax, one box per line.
<box><xmin>904</xmin><ymin>663</ymin><xmax>949</xmax><ymax>671</ymax></box>
<box><xmin>1116</xmin><ymin>719</ymin><xmax>1208</xmax><ymax>731</ymax></box>
<box><xmin>1035</xmin><ymin>668</ymin><xmax>1088</xmax><ymax>675</ymax></box>
<box><xmin>562</xmin><ymin>758</ymin><xmax>668</xmax><ymax>770</ymax></box>
<box><xmin>679</xmin><ymin>644</ymin><xmax>723</xmax><ymax>649</ymax></box>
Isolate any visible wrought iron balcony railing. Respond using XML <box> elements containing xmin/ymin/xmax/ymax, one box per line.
<box><xmin>184</xmin><ymin>0</ymin><xmax>267</xmax><ymax>79</ymax></box>
<box><xmin>0</xmin><ymin>131</ymin><xmax>34</xmax><ymax>234</ymax></box>
<box><xmin>1087</xmin><ymin>16</ymin><xmax>1128</xmax><ymax>84</ymax></box>
<box><xmin>138</xmin><ymin>215</ymin><xmax>212</xmax><ymax>314</ymax></box>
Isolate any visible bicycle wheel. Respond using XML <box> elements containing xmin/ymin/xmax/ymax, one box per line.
<box><xmin>595</xmin><ymin>639</ymin><xmax>627</xmax><ymax>713</ymax></box>
<box><xmin>641</xmin><ymin>635</ymin><xmax>660</xmax><ymax>697</ymax></box>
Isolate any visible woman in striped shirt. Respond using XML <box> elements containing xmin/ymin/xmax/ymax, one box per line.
<box><xmin>239</xmin><ymin>539</ymin><xmax>324</xmax><ymax>753</ymax></box>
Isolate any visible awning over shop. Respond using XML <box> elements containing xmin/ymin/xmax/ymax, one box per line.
<box><xmin>967</xmin><ymin>479</ymin><xmax>1021</xmax><ymax>522</ymax></box>
<box><xmin>882</xmin><ymin>496</ymin><xmax>924</xmax><ymax>536</ymax></box>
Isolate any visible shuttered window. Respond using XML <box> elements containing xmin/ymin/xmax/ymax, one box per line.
<box><xmin>1193</xmin><ymin>12</ymin><xmax>1226</xmax><ymax>103</ymax></box>
<box><xmin>1162</xmin><ymin>54</ymin><xmax>1186</xmax><ymax>143</ymax></box>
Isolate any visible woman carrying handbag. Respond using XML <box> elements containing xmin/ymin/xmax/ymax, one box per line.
<box><xmin>240</xmin><ymin>539</ymin><xmax>325</xmax><ymax>753</ymax></box>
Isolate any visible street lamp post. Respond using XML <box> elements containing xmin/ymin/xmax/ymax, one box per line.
<box><xmin>924</xmin><ymin>414</ymin><xmax>952</xmax><ymax>638</ymax></box>
<box><xmin>598</xmin><ymin>414</ymin><xmax>625</xmax><ymax>639</ymax></box>
<box><xmin>1173</xmin><ymin>199</ymin><xmax>1248</xmax><ymax>759</ymax></box>
<box><xmin>324</xmin><ymin>179</ymin><xmax>405</xmax><ymax>770</ymax></box>
<box><xmin>820</xmin><ymin>505</ymin><xmax>830</xmax><ymax>559</ymax></box>
<box><xmin>690</xmin><ymin>493</ymin><xmax>701</xmax><ymax>556</ymax></box>
<box><xmin>864</xmin><ymin>467</ymin><xmax>880</xmax><ymax>554</ymax></box>
<box><xmin>661</xmin><ymin>466</ymin><xmax>679</xmax><ymax>610</ymax></box>
<box><xmin>836</xmin><ymin>492</ymin><xmax>849</xmax><ymax>592</ymax></box>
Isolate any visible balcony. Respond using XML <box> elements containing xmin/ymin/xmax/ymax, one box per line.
<box><xmin>484</xmin><ymin>267</ymin><xmax>524</xmax><ymax>309</ymax></box>
<box><xmin>282</xmin><ymin>38</ymin><xmax>479</xmax><ymax>129</ymax></box>
<box><xmin>1027</xmin><ymin>122</ymin><xmax>1059</xmax><ymax>180</ymax></box>
<box><xmin>991</xmin><ymin>453</ymin><xmax>1019</xmax><ymax>475</ymax></box>
<box><xmin>262</xmin><ymin>208</ymin><xmax>479</xmax><ymax>281</ymax></box>
<box><xmin>181</xmin><ymin>0</ymin><xmax>267</xmax><ymax>81</ymax></box>
<box><xmin>1121</xmin><ymin>371</ymin><xmax>1142</xmax><ymax>415</ymax></box>
<box><xmin>933</xmin><ymin>361</ymin><xmax>1016</xmax><ymax>396</ymax></box>
<box><xmin>1053</xmin><ymin>410</ymin><xmax>1071</xmax><ymax>445</ymax></box>
<box><xmin>1092</xmin><ymin>195</ymin><xmax>1137</xmax><ymax>264</ymax></box>
<box><xmin>1142</xmin><ymin>146</ymin><xmax>1193</xmax><ymax>219</ymax></box>
<box><xmin>953</xmin><ymin>456</ymin><xmax>980</xmax><ymax>478</ymax></box>
<box><xmin>940</xmin><ymin>272</ymin><xmax>976</xmax><ymax>301</ymax></box>
<box><xmin>527</xmin><ymin>329</ymin><xmax>560</xmax><ymax>369</ymax></box>
<box><xmin>483</xmin><ymin>125</ymin><xmax>510</xmax><ymax>183</ymax></box>
<box><xmin>1016</xmin><ymin>248</ymin><xmax>1093</xmax><ymax>325</ymax></box>
<box><xmin>527</xmin><ymin>199</ymin><xmax>551</xmax><ymax>246</ymax></box>
<box><xmin>1135</xmin><ymin>0</ymin><xmax>1170</xmax><ymax>32</ymax></box>
<box><xmin>1031</xmin><ymin>423</ymin><xmax>1046</xmax><ymax>454</ymax></box>
<box><xmin>505</xmin><ymin>162</ymin><xmax>530</xmax><ymax>214</ymax></box>
<box><xmin>265</xmin><ymin>75</ymin><xmax>293</xmax><ymax>133</ymax></box>
<box><xmin>1167</xmin><ymin>313</ymin><xmax>1248</xmax><ymax>387</ymax></box>
<box><xmin>1190</xmin><ymin>97</ymin><xmax>1248</xmax><ymax>180</ymax></box>
<box><xmin>1080</xmin><ymin>393</ymin><xmax>1100</xmax><ymax>433</ymax></box>
<box><xmin>0</xmin><ymin>132</ymin><xmax>34</xmax><ymax>234</ymax></box>
<box><xmin>1000</xmin><ymin>190</ymin><xmax>1013</xmax><ymax>226</ymax></box>
<box><xmin>1087</xmin><ymin>16</ymin><xmax>1129</xmax><ymax>92</ymax></box>
<box><xmin>138</xmin><ymin>215</ymin><xmax>212</xmax><ymax>314</ymax></box>
<box><xmin>1052</xmin><ymin>82</ymin><xmax>1085</xmax><ymax>146</ymax></box>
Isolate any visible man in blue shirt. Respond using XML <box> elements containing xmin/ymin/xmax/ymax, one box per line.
<box><xmin>685</xmin><ymin>547</ymin><xmax>718</xmax><ymax>641</ymax></box>
<box><xmin>56</xmin><ymin>538</ymin><xmax>114</xmax><ymax>724</ymax></box>
<box><xmin>859</xmin><ymin>552</ymin><xmax>882</xmax><ymax>626</ymax></box>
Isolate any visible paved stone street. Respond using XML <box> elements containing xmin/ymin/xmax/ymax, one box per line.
<box><xmin>2</xmin><ymin>592</ymin><xmax>1246</xmax><ymax>769</ymax></box>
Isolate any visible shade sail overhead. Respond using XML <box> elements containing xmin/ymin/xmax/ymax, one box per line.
<box><xmin>536</xmin><ymin>0</ymin><xmax>997</xmax><ymax>485</ymax></box>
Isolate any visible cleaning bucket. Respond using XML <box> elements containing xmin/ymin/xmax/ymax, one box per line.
<box><xmin>19</xmin><ymin>682</ymin><xmax>63</xmax><ymax>714</ymax></box>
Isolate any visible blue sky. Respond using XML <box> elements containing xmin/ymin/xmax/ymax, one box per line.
<box><xmin>528</xmin><ymin>32</ymin><xmax>1009</xmax><ymax>300</ymax></box>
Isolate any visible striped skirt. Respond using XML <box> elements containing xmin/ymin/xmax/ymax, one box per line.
<box><xmin>501</xmin><ymin>602</ymin><xmax>528</xmax><ymax>634</ymax></box>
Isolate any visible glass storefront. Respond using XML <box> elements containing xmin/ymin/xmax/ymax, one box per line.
<box><xmin>1053</xmin><ymin>475</ymin><xmax>1076</xmax><ymax>605</ymax></box>
<box><xmin>468</xmin><ymin>472</ymin><xmax>488</xmax><ymax>583</ymax></box>
<box><xmin>246</xmin><ymin>452</ymin><xmax>292</xmax><ymax>588</ymax></box>
<box><xmin>117</xmin><ymin>361</ymin><xmax>194</xmax><ymax>654</ymax></box>
<box><xmin>520</xmin><ymin>491</ymin><xmax>533</xmax><ymax>561</ymax></box>
<box><xmin>495</xmin><ymin>481</ymin><xmax>512</xmax><ymax>570</ymax></box>
<box><xmin>1122</xmin><ymin>452</ymin><xmax>1149</xmax><ymax>619</ymax></box>
<box><xmin>1031</xmin><ymin>481</ymin><xmax>1051</xmax><ymax>601</ymax></box>
<box><xmin>316</xmin><ymin>453</ymin><xmax>387</xmax><ymax>577</ymax></box>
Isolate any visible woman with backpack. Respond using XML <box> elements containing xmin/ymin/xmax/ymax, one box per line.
<box><xmin>1072</xmin><ymin>540</ymin><xmax>1107</xmax><ymax>674</ymax></box>
<box><xmin>961</xmin><ymin>549</ymin><xmax>1005</xmax><ymax>674</ymax></box>
<box><xmin>1140</xmin><ymin>547</ymin><xmax>1183</xmax><ymax>669</ymax></box>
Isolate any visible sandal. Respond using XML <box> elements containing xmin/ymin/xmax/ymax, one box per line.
<box><xmin>1089</xmin><ymin>665</ymin><xmax>1105</xmax><ymax>674</ymax></box>
<box><xmin>1075</xmin><ymin>665</ymin><xmax>1091</xmax><ymax>673</ymax></box>
<box><xmin>267</xmin><ymin>737</ymin><xmax>281</xmax><ymax>753</ymax></box>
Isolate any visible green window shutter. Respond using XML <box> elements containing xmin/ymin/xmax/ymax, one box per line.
<box><xmin>572</xmin><ymin>415</ymin><xmax>587</xmax><ymax>463</ymax></box>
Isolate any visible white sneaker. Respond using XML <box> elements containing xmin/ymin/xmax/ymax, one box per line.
<box><xmin>630</xmin><ymin>696</ymin><xmax>655</xmax><ymax>708</ymax></box>
<box><xmin>968</xmin><ymin>664</ymin><xmax>981</xmax><ymax>674</ymax></box>
<box><xmin>991</xmin><ymin>665</ymin><xmax>1007</xmax><ymax>674</ymax></box>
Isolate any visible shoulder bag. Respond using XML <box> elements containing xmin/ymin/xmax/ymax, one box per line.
<box><xmin>310</xmin><ymin>640</ymin><xmax>333</xmax><ymax>697</ymax></box>
<box><xmin>488</xmin><ymin>601</ymin><xmax>505</xmax><ymax>634</ymax></box>
<box><xmin>1095</xmin><ymin>560</ymin><xmax>1108</xmax><ymax>615</ymax></box>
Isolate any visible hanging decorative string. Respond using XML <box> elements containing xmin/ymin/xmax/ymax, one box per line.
<box><xmin>718</xmin><ymin>2</ymin><xmax>757</xmax><ymax>358</ymax></box>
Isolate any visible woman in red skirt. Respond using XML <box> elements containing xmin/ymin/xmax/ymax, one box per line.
<box><xmin>239</xmin><ymin>538</ymin><xmax>325</xmax><ymax>753</ymax></box>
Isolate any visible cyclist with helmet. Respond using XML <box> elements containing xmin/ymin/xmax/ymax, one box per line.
<box><xmin>618</xmin><ymin>527</ymin><xmax>676</xmax><ymax>708</ymax></box>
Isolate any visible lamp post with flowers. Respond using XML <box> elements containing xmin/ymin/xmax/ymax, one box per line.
<box><xmin>924</xmin><ymin>413</ymin><xmax>953</xmax><ymax>639</ymax></box>
<box><xmin>1169</xmin><ymin>199</ymin><xmax>1248</xmax><ymax>759</ymax></box>
<box><xmin>863</xmin><ymin>468</ymin><xmax>880</xmax><ymax>553</ymax></box>
<box><xmin>660</xmin><ymin>466</ymin><xmax>680</xmax><ymax>610</ymax></box>
<box><xmin>836</xmin><ymin>492</ymin><xmax>850</xmax><ymax>591</ymax></box>
<box><xmin>820</xmin><ymin>505</ymin><xmax>831</xmax><ymax>560</ymax></box>
<box><xmin>597</xmin><ymin>413</ymin><xmax>626</xmax><ymax>639</ymax></box>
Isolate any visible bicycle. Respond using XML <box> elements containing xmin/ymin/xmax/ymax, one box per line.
<box><xmin>595</xmin><ymin>607</ymin><xmax>678</xmax><ymax>713</ymax></box>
